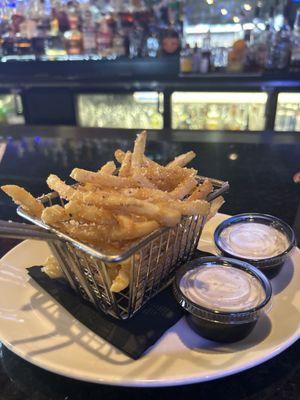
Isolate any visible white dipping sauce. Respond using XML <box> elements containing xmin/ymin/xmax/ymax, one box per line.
<box><xmin>180</xmin><ymin>265</ymin><xmax>265</xmax><ymax>312</ymax></box>
<box><xmin>218</xmin><ymin>222</ymin><xmax>289</xmax><ymax>260</ymax></box>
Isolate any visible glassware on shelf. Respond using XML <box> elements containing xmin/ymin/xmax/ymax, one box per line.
<box><xmin>77</xmin><ymin>92</ymin><xmax>164</xmax><ymax>129</ymax></box>
<box><xmin>0</xmin><ymin>93</ymin><xmax>24</xmax><ymax>124</ymax></box>
<box><xmin>171</xmin><ymin>92</ymin><xmax>267</xmax><ymax>131</ymax></box>
<box><xmin>291</xmin><ymin>8</ymin><xmax>300</xmax><ymax>68</ymax></box>
<box><xmin>275</xmin><ymin>93</ymin><xmax>300</xmax><ymax>132</ymax></box>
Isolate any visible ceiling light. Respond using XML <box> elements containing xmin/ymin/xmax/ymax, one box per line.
<box><xmin>244</xmin><ymin>4</ymin><xmax>252</xmax><ymax>11</ymax></box>
<box><xmin>221</xmin><ymin>8</ymin><xmax>228</xmax><ymax>15</ymax></box>
<box><xmin>229</xmin><ymin>153</ymin><xmax>238</xmax><ymax>161</ymax></box>
<box><xmin>233</xmin><ymin>16</ymin><xmax>240</xmax><ymax>23</ymax></box>
<box><xmin>206</xmin><ymin>0</ymin><xmax>214</xmax><ymax>4</ymax></box>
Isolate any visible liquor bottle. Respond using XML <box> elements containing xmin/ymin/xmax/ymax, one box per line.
<box><xmin>2</xmin><ymin>28</ymin><xmax>17</xmax><ymax>55</ymax></box>
<box><xmin>258</xmin><ymin>7</ymin><xmax>276</xmax><ymax>70</ymax></box>
<box><xmin>96</xmin><ymin>15</ymin><xmax>113</xmax><ymax>57</ymax></box>
<box><xmin>291</xmin><ymin>8</ymin><xmax>300</xmax><ymax>68</ymax></box>
<box><xmin>128</xmin><ymin>21</ymin><xmax>143</xmax><ymax>57</ymax></box>
<box><xmin>192</xmin><ymin>43</ymin><xmax>201</xmax><ymax>73</ymax></box>
<box><xmin>112</xmin><ymin>15</ymin><xmax>126</xmax><ymax>57</ymax></box>
<box><xmin>64</xmin><ymin>15</ymin><xmax>83</xmax><ymax>55</ymax></box>
<box><xmin>248</xmin><ymin>5</ymin><xmax>264</xmax><ymax>71</ymax></box>
<box><xmin>143</xmin><ymin>25</ymin><xmax>159</xmax><ymax>58</ymax></box>
<box><xmin>46</xmin><ymin>7</ymin><xmax>66</xmax><ymax>58</ymax></box>
<box><xmin>15</xmin><ymin>16</ymin><xmax>33</xmax><ymax>56</ymax></box>
<box><xmin>180</xmin><ymin>43</ymin><xmax>192</xmax><ymax>73</ymax></box>
<box><xmin>267</xmin><ymin>3</ymin><xmax>291</xmax><ymax>70</ymax></box>
<box><xmin>270</xmin><ymin>21</ymin><xmax>291</xmax><ymax>70</ymax></box>
<box><xmin>200</xmin><ymin>32</ymin><xmax>211</xmax><ymax>73</ymax></box>
<box><xmin>82</xmin><ymin>9</ymin><xmax>97</xmax><ymax>54</ymax></box>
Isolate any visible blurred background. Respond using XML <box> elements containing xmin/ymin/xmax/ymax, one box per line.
<box><xmin>0</xmin><ymin>0</ymin><xmax>299</xmax><ymax>133</ymax></box>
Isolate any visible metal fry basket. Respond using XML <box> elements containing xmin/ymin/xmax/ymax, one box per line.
<box><xmin>18</xmin><ymin>177</ymin><xmax>229</xmax><ymax>320</ymax></box>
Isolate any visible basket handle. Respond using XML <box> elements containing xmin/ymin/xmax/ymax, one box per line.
<box><xmin>0</xmin><ymin>220</ymin><xmax>58</xmax><ymax>241</ymax></box>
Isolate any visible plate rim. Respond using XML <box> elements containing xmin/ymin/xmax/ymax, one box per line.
<box><xmin>0</xmin><ymin>219</ymin><xmax>299</xmax><ymax>387</ymax></box>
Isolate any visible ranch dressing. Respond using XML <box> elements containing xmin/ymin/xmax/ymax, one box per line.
<box><xmin>180</xmin><ymin>265</ymin><xmax>265</xmax><ymax>312</ymax></box>
<box><xmin>218</xmin><ymin>222</ymin><xmax>289</xmax><ymax>260</ymax></box>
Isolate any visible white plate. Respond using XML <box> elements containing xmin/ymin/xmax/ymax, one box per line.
<box><xmin>0</xmin><ymin>213</ymin><xmax>299</xmax><ymax>387</ymax></box>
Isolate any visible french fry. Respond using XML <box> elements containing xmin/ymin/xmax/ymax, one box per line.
<box><xmin>61</xmin><ymin>217</ymin><xmax>158</xmax><ymax>243</ymax></box>
<box><xmin>169</xmin><ymin>175</ymin><xmax>198</xmax><ymax>200</ymax></box>
<box><xmin>1</xmin><ymin>185</ymin><xmax>44</xmax><ymax>217</ymax></box>
<box><xmin>119</xmin><ymin>151</ymin><xmax>132</xmax><ymax>177</ymax></box>
<box><xmin>131</xmin><ymin>172</ymin><xmax>157</xmax><ymax>189</ymax></box>
<box><xmin>70</xmin><ymin>168</ymin><xmax>140</xmax><ymax>189</ymax></box>
<box><xmin>167</xmin><ymin>151</ymin><xmax>196</xmax><ymax>168</ymax></box>
<box><xmin>121</xmin><ymin>188</ymin><xmax>171</xmax><ymax>202</ymax></box>
<box><xmin>65</xmin><ymin>200</ymin><xmax>115</xmax><ymax>225</ymax></box>
<box><xmin>75</xmin><ymin>190</ymin><xmax>181</xmax><ymax>227</ymax></box>
<box><xmin>116</xmin><ymin>148</ymin><xmax>161</xmax><ymax>170</ymax></box>
<box><xmin>115</xmin><ymin>215</ymin><xmax>159</xmax><ymax>240</ymax></box>
<box><xmin>47</xmin><ymin>174</ymin><xmax>76</xmax><ymax>200</ymax></box>
<box><xmin>110</xmin><ymin>266</ymin><xmax>130</xmax><ymax>293</ymax></box>
<box><xmin>41</xmin><ymin>205</ymin><xmax>69</xmax><ymax>225</ymax></box>
<box><xmin>61</xmin><ymin>222</ymin><xmax>107</xmax><ymax>243</ymax></box>
<box><xmin>42</xmin><ymin>255</ymin><xmax>64</xmax><ymax>279</ymax></box>
<box><xmin>131</xmin><ymin>130</ymin><xmax>147</xmax><ymax>171</ymax></box>
<box><xmin>207</xmin><ymin>196</ymin><xmax>225</xmax><ymax>221</ymax></box>
<box><xmin>99</xmin><ymin>161</ymin><xmax>116</xmax><ymax>175</ymax></box>
<box><xmin>189</xmin><ymin>179</ymin><xmax>213</xmax><ymax>201</ymax></box>
<box><xmin>114</xmin><ymin>149</ymin><xmax>125</xmax><ymax>164</ymax></box>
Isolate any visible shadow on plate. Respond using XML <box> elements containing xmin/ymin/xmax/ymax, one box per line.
<box><xmin>11</xmin><ymin>286</ymin><xmax>132</xmax><ymax>366</ymax></box>
<box><xmin>271</xmin><ymin>256</ymin><xmax>294</xmax><ymax>295</ymax></box>
<box><xmin>169</xmin><ymin>314</ymin><xmax>272</xmax><ymax>357</ymax></box>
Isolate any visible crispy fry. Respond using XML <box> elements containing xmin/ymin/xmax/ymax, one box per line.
<box><xmin>122</xmin><ymin>188</ymin><xmax>171</xmax><ymax>202</ymax></box>
<box><xmin>171</xmin><ymin>199</ymin><xmax>210</xmax><ymax>216</ymax></box>
<box><xmin>75</xmin><ymin>190</ymin><xmax>181</xmax><ymax>227</ymax></box>
<box><xmin>141</xmin><ymin>164</ymin><xmax>197</xmax><ymax>192</ymax></box>
<box><xmin>131</xmin><ymin>130</ymin><xmax>147</xmax><ymax>171</ymax></box>
<box><xmin>99</xmin><ymin>161</ymin><xmax>116</xmax><ymax>175</ymax></box>
<box><xmin>65</xmin><ymin>200</ymin><xmax>115</xmax><ymax>225</ymax></box>
<box><xmin>119</xmin><ymin>151</ymin><xmax>132</xmax><ymax>177</ymax></box>
<box><xmin>61</xmin><ymin>221</ymin><xmax>107</xmax><ymax>243</ymax></box>
<box><xmin>189</xmin><ymin>179</ymin><xmax>213</xmax><ymax>201</ymax></box>
<box><xmin>116</xmin><ymin>148</ymin><xmax>161</xmax><ymax>169</ymax></box>
<box><xmin>114</xmin><ymin>149</ymin><xmax>125</xmax><ymax>164</ymax></box>
<box><xmin>1</xmin><ymin>185</ymin><xmax>44</xmax><ymax>217</ymax></box>
<box><xmin>115</xmin><ymin>215</ymin><xmax>159</xmax><ymax>240</ymax></box>
<box><xmin>47</xmin><ymin>174</ymin><xmax>76</xmax><ymax>200</ymax></box>
<box><xmin>42</xmin><ymin>255</ymin><xmax>64</xmax><ymax>279</ymax></box>
<box><xmin>167</xmin><ymin>151</ymin><xmax>196</xmax><ymax>168</ymax></box>
<box><xmin>207</xmin><ymin>196</ymin><xmax>225</xmax><ymax>221</ymax></box>
<box><xmin>41</xmin><ymin>205</ymin><xmax>69</xmax><ymax>225</ymax></box>
<box><xmin>169</xmin><ymin>175</ymin><xmax>198</xmax><ymax>200</ymax></box>
<box><xmin>60</xmin><ymin>217</ymin><xmax>158</xmax><ymax>244</ymax></box>
<box><xmin>70</xmin><ymin>168</ymin><xmax>140</xmax><ymax>189</ymax></box>
<box><xmin>131</xmin><ymin>173</ymin><xmax>157</xmax><ymax>189</ymax></box>
<box><xmin>110</xmin><ymin>266</ymin><xmax>130</xmax><ymax>293</ymax></box>
<box><xmin>122</xmin><ymin>189</ymin><xmax>209</xmax><ymax>216</ymax></box>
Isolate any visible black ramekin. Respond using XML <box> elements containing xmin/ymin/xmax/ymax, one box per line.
<box><xmin>173</xmin><ymin>256</ymin><xmax>272</xmax><ymax>343</ymax></box>
<box><xmin>214</xmin><ymin>213</ymin><xmax>296</xmax><ymax>279</ymax></box>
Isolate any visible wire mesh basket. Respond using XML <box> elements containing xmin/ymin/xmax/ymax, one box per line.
<box><xmin>18</xmin><ymin>176</ymin><xmax>229</xmax><ymax>320</ymax></box>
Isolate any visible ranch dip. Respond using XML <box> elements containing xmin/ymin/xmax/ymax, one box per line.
<box><xmin>218</xmin><ymin>222</ymin><xmax>289</xmax><ymax>260</ymax></box>
<box><xmin>180</xmin><ymin>265</ymin><xmax>265</xmax><ymax>312</ymax></box>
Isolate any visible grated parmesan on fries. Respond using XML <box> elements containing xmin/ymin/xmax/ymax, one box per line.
<box><xmin>2</xmin><ymin>131</ymin><xmax>223</xmax><ymax>292</ymax></box>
